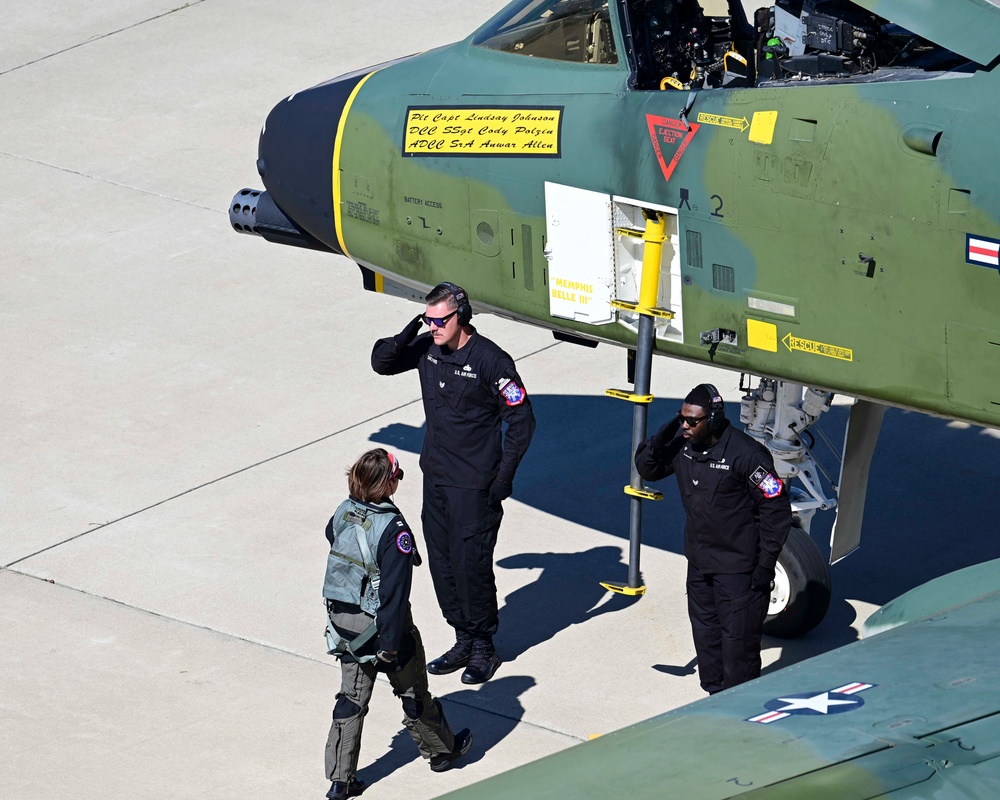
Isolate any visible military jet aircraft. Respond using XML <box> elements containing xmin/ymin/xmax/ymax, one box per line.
<box><xmin>231</xmin><ymin>0</ymin><xmax>1000</xmax><ymax>637</ymax></box>
<box><xmin>433</xmin><ymin>557</ymin><xmax>1000</xmax><ymax>799</ymax></box>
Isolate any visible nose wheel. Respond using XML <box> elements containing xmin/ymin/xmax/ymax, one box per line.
<box><xmin>764</xmin><ymin>525</ymin><xmax>832</xmax><ymax>638</ymax></box>
<box><xmin>769</xmin><ymin>560</ymin><xmax>792</xmax><ymax>619</ymax></box>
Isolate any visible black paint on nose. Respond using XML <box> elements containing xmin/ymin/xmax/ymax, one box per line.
<box><xmin>257</xmin><ymin>71</ymin><xmax>369</xmax><ymax>253</ymax></box>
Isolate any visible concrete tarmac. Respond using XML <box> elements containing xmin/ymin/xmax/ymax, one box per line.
<box><xmin>4</xmin><ymin>2</ymin><xmax>1000</xmax><ymax>799</ymax></box>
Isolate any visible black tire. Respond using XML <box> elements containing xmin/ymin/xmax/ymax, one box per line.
<box><xmin>763</xmin><ymin>525</ymin><xmax>832</xmax><ymax>638</ymax></box>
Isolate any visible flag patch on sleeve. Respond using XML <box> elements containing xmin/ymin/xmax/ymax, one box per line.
<box><xmin>750</xmin><ymin>467</ymin><xmax>784</xmax><ymax>498</ymax></box>
<box><xmin>498</xmin><ymin>377</ymin><xmax>526</xmax><ymax>406</ymax></box>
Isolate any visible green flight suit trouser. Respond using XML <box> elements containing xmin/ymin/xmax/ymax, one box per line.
<box><xmin>325</xmin><ymin>609</ymin><xmax>455</xmax><ymax>782</ymax></box>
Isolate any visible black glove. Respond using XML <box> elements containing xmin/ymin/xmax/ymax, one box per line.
<box><xmin>652</xmin><ymin>413</ymin><xmax>682</xmax><ymax>446</ymax></box>
<box><xmin>392</xmin><ymin>314</ymin><xmax>424</xmax><ymax>349</ymax></box>
<box><xmin>751</xmin><ymin>563</ymin><xmax>775</xmax><ymax>593</ymax></box>
<box><xmin>374</xmin><ymin>650</ymin><xmax>399</xmax><ymax>672</ymax></box>
<box><xmin>488</xmin><ymin>479</ymin><xmax>513</xmax><ymax>507</ymax></box>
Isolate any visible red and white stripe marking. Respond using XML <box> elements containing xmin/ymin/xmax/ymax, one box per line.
<box><xmin>747</xmin><ymin>710</ymin><xmax>790</xmax><ymax>724</ymax></box>
<box><xmin>831</xmin><ymin>682</ymin><xmax>874</xmax><ymax>695</ymax></box>
<box><xmin>968</xmin><ymin>236</ymin><xmax>1000</xmax><ymax>267</ymax></box>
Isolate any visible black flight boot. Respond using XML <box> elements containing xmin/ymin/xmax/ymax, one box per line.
<box><xmin>427</xmin><ymin>632</ymin><xmax>473</xmax><ymax>675</ymax></box>
<box><xmin>326</xmin><ymin>778</ymin><xmax>367</xmax><ymax>799</ymax></box>
<box><xmin>460</xmin><ymin>639</ymin><xmax>501</xmax><ymax>684</ymax></box>
<box><xmin>429</xmin><ymin>728</ymin><xmax>474</xmax><ymax>772</ymax></box>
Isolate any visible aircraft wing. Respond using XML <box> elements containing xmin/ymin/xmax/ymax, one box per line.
<box><xmin>437</xmin><ymin>560</ymin><xmax>1000</xmax><ymax>799</ymax></box>
<box><xmin>855</xmin><ymin>0</ymin><xmax>1000</xmax><ymax>65</ymax></box>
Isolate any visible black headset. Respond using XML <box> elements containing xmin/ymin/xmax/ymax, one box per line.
<box><xmin>701</xmin><ymin>383</ymin><xmax>727</xmax><ymax>435</ymax></box>
<box><xmin>436</xmin><ymin>281</ymin><xmax>473</xmax><ymax>326</ymax></box>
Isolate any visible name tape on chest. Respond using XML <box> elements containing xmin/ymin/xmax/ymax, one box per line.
<box><xmin>750</xmin><ymin>466</ymin><xmax>784</xmax><ymax>498</ymax></box>
<box><xmin>497</xmin><ymin>377</ymin><xmax>526</xmax><ymax>406</ymax></box>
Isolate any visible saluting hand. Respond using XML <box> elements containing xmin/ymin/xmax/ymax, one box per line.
<box><xmin>652</xmin><ymin>412</ymin><xmax>682</xmax><ymax>446</ymax></box>
<box><xmin>393</xmin><ymin>314</ymin><xmax>424</xmax><ymax>348</ymax></box>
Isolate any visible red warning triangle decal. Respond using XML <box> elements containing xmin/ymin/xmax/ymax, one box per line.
<box><xmin>646</xmin><ymin>114</ymin><xmax>699</xmax><ymax>183</ymax></box>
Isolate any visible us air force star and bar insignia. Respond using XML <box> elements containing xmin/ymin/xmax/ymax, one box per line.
<box><xmin>498</xmin><ymin>376</ymin><xmax>526</xmax><ymax>406</ymax></box>
<box><xmin>747</xmin><ymin>682</ymin><xmax>875</xmax><ymax>724</ymax></box>
<box><xmin>395</xmin><ymin>530</ymin><xmax>414</xmax><ymax>555</ymax></box>
<box><xmin>750</xmin><ymin>465</ymin><xmax>784</xmax><ymax>498</ymax></box>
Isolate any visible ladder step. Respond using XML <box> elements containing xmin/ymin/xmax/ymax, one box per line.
<box><xmin>614</xmin><ymin>226</ymin><xmax>645</xmax><ymax>238</ymax></box>
<box><xmin>606</xmin><ymin>388</ymin><xmax>654</xmax><ymax>403</ymax></box>
<box><xmin>624</xmin><ymin>485</ymin><xmax>663</xmax><ymax>501</ymax></box>
<box><xmin>600</xmin><ymin>581</ymin><xmax>647</xmax><ymax>596</ymax></box>
<box><xmin>611</xmin><ymin>299</ymin><xmax>675</xmax><ymax>320</ymax></box>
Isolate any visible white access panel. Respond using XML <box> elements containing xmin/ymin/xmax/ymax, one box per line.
<box><xmin>543</xmin><ymin>182</ymin><xmax>615</xmax><ymax>324</ymax></box>
<box><xmin>611</xmin><ymin>195</ymin><xmax>683</xmax><ymax>343</ymax></box>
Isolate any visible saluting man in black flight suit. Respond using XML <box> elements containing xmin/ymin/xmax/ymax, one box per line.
<box><xmin>635</xmin><ymin>384</ymin><xmax>791</xmax><ymax>694</ymax></box>
<box><xmin>372</xmin><ymin>282</ymin><xmax>535</xmax><ymax>684</ymax></box>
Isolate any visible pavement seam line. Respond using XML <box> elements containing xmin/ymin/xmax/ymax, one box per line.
<box><xmin>0</xmin><ymin>1</ymin><xmax>209</xmax><ymax>78</ymax></box>
<box><xmin>5</xmin><ymin>397</ymin><xmax>423</xmax><ymax>567</ymax></box>
<box><xmin>0</xmin><ymin>151</ymin><xmax>217</xmax><ymax>212</ymax></box>
<box><xmin>6</xmin><ymin>341</ymin><xmax>561</xmax><ymax>568</ymax></box>
<box><xmin>2</xmin><ymin>567</ymin><xmax>587</xmax><ymax>743</ymax></box>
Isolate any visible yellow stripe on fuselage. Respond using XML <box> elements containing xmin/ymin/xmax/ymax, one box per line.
<box><xmin>332</xmin><ymin>71</ymin><xmax>378</xmax><ymax>259</ymax></box>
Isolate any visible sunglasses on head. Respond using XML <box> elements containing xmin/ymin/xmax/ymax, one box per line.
<box><xmin>422</xmin><ymin>310</ymin><xmax>458</xmax><ymax>328</ymax></box>
<box><xmin>388</xmin><ymin>452</ymin><xmax>404</xmax><ymax>481</ymax></box>
<box><xmin>680</xmin><ymin>414</ymin><xmax>709</xmax><ymax>427</ymax></box>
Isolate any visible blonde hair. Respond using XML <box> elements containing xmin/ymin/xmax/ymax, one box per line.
<box><xmin>347</xmin><ymin>448</ymin><xmax>396</xmax><ymax>503</ymax></box>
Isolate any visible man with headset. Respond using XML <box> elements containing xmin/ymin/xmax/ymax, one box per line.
<box><xmin>371</xmin><ymin>282</ymin><xmax>535</xmax><ymax>684</ymax></box>
<box><xmin>635</xmin><ymin>383</ymin><xmax>791</xmax><ymax>694</ymax></box>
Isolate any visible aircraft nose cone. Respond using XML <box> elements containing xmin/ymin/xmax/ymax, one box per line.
<box><xmin>257</xmin><ymin>71</ymin><xmax>371</xmax><ymax>250</ymax></box>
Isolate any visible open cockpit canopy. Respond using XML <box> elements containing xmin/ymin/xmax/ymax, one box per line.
<box><xmin>471</xmin><ymin>0</ymin><xmax>998</xmax><ymax>89</ymax></box>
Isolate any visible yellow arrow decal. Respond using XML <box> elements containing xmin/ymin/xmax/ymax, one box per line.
<box><xmin>696</xmin><ymin>112</ymin><xmax>750</xmax><ymax>132</ymax></box>
<box><xmin>782</xmin><ymin>333</ymin><xmax>853</xmax><ymax>362</ymax></box>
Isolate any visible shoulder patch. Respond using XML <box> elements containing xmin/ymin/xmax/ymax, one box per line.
<box><xmin>757</xmin><ymin>472</ymin><xmax>784</xmax><ymax>498</ymax></box>
<box><xmin>395</xmin><ymin>530</ymin><xmax>414</xmax><ymax>555</ymax></box>
<box><xmin>499</xmin><ymin>378</ymin><xmax>526</xmax><ymax>406</ymax></box>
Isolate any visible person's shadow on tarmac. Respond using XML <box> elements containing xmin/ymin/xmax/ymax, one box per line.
<box><xmin>357</xmin><ymin>675</ymin><xmax>536</xmax><ymax>783</ymax></box>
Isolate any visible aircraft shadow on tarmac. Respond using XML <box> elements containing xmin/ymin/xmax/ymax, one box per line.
<box><xmin>357</xmin><ymin>675</ymin><xmax>535</xmax><ymax>784</ymax></box>
<box><xmin>371</xmin><ymin>393</ymin><xmax>1000</xmax><ymax>662</ymax></box>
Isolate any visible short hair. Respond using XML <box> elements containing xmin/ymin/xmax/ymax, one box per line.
<box><xmin>347</xmin><ymin>448</ymin><xmax>395</xmax><ymax>503</ymax></box>
<box><xmin>685</xmin><ymin>383</ymin><xmax>716</xmax><ymax>410</ymax></box>
<box><xmin>425</xmin><ymin>283</ymin><xmax>460</xmax><ymax>309</ymax></box>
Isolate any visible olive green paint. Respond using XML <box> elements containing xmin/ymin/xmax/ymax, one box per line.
<box><xmin>334</xmin><ymin>2</ymin><xmax>1000</xmax><ymax>428</ymax></box>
